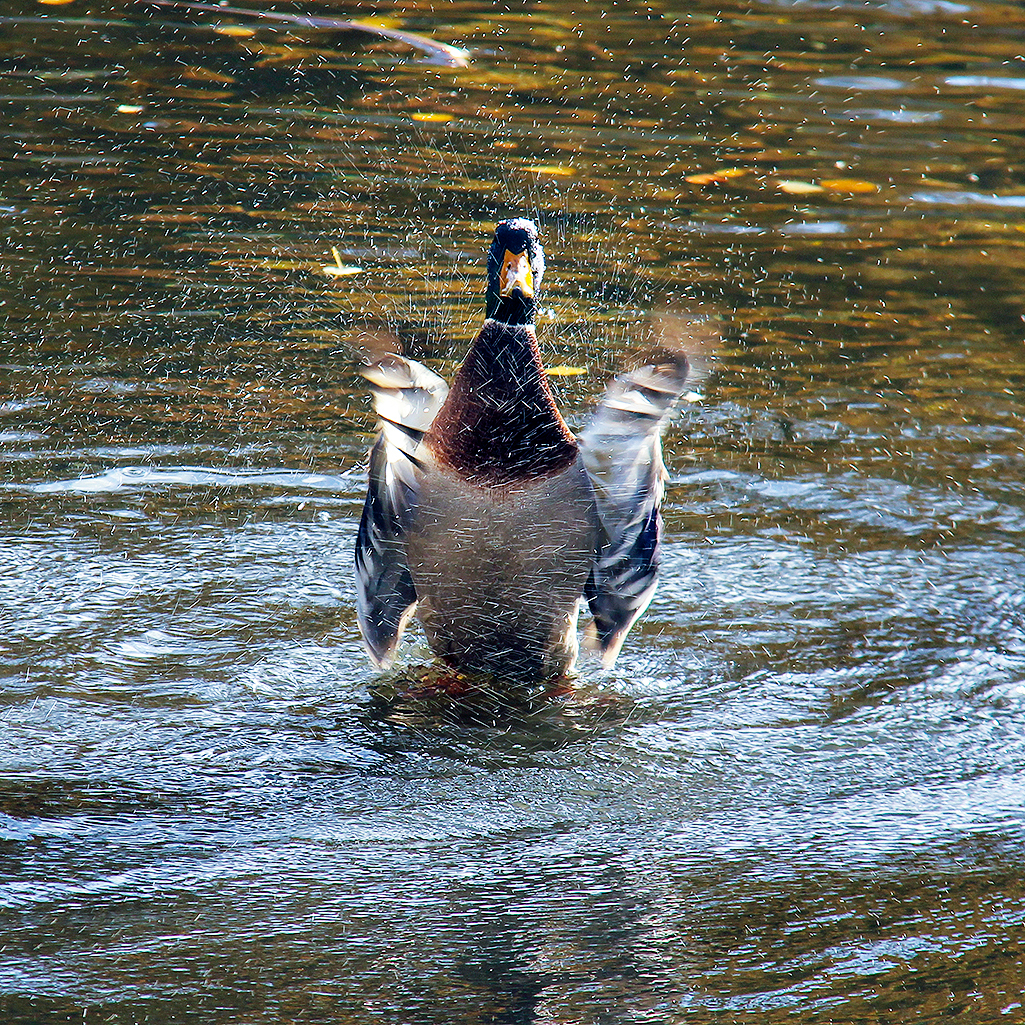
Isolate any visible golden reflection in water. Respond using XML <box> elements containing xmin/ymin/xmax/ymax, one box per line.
<box><xmin>2</xmin><ymin>1</ymin><xmax>1025</xmax><ymax>1021</ymax></box>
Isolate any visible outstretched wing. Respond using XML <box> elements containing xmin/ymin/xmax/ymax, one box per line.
<box><xmin>355</xmin><ymin>356</ymin><xmax>448</xmax><ymax>666</ymax></box>
<box><xmin>577</xmin><ymin>336</ymin><xmax>693</xmax><ymax>668</ymax></box>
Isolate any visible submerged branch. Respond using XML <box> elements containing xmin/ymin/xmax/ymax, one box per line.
<box><xmin>143</xmin><ymin>0</ymin><xmax>471</xmax><ymax>67</ymax></box>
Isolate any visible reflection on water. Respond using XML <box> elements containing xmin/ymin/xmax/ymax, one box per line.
<box><xmin>2</xmin><ymin>0</ymin><xmax>1025</xmax><ymax>1021</ymax></box>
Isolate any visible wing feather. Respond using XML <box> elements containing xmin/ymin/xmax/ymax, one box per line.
<box><xmin>354</xmin><ymin>356</ymin><xmax>448</xmax><ymax>666</ymax></box>
<box><xmin>578</xmin><ymin>343</ymin><xmax>691</xmax><ymax>667</ymax></box>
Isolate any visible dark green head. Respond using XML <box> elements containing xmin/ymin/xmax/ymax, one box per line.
<box><xmin>485</xmin><ymin>218</ymin><xmax>545</xmax><ymax>325</ymax></box>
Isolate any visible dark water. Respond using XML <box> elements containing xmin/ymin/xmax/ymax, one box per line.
<box><xmin>2</xmin><ymin>0</ymin><xmax>1025</xmax><ymax>1021</ymax></box>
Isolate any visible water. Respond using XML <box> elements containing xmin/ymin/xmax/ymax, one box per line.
<box><xmin>2</xmin><ymin>0</ymin><xmax>1025</xmax><ymax>1021</ymax></box>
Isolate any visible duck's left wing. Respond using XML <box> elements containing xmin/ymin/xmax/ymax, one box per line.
<box><xmin>577</xmin><ymin>340</ymin><xmax>692</xmax><ymax>668</ymax></box>
<box><xmin>355</xmin><ymin>356</ymin><xmax>448</xmax><ymax>667</ymax></box>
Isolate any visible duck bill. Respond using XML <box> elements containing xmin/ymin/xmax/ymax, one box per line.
<box><xmin>499</xmin><ymin>250</ymin><xmax>534</xmax><ymax>298</ymax></box>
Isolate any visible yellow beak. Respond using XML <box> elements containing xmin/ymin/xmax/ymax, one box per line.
<box><xmin>499</xmin><ymin>249</ymin><xmax>534</xmax><ymax>298</ymax></box>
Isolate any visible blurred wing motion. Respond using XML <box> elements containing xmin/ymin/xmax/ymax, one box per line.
<box><xmin>578</xmin><ymin>314</ymin><xmax>710</xmax><ymax>667</ymax></box>
<box><xmin>355</xmin><ymin>355</ymin><xmax>448</xmax><ymax>666</ymax></box>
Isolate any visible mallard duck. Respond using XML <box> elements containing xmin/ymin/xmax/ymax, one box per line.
<box><xmin>355</xmin><ymin>218</ymin><xmax>692</xmax><ymax>681</ymax></box>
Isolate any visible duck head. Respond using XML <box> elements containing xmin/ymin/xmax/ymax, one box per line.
<box><xmin>425</xmin><ymin>218</ymin><xmax>575</xmax><ymax>485</ymax></box>
<box><xmin>485</xmin><ymin>218</ymin><xmax>546</xmax><ymax>325</ymax></box>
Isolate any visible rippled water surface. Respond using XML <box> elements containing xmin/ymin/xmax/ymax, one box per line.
<box><xmin>2</xmin><ymin>0</ymin><xmax>1025</xmax><ymax>1021</ymax></box>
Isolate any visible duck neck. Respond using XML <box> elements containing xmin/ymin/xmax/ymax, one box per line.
<box><xmin>486</xmin><ymin>290</ymin><xmax>535</xmax><ymax>325</ymax></box>
<box><xmin>427</xmin><ymin>319</ymin><xmax>577</xmax><ymax>485</ymax></box>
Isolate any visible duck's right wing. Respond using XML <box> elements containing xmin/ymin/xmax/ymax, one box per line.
<box><xmin>355</xmin><ymin>356</ymin><xmax>448</xmax><ymax>667</ymax></box>
<box><xmin>577</xmin><ymin>340</ymin><xmax>693</xmax><ymax>668</ymax></box>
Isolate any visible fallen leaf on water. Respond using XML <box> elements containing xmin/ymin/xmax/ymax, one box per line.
<box><xmin>213</xmin><ymin>24</ymin><xmax>257</xmax><ymax>38</ymax></box>
<box><xmin>776</xmin><ymin>179</ymin><xmax>826</xmax><ymax>195</ymax></box>
<box><xmin>545</xmin><ymin>365</ymin><xmax>587</xmax><ymax>376</ymax></box>
<box><xmin>525</xmin><ymin>164</ymin><xmax>575</xmax><ymax>176</ymax></box>
<box><xmin>255</xmin><ymin>260</ymin><xmax>308</xmax><ymax>271</ymax></box>
<box><xmin>820</xmin><ymin>177</ymin><xmax>878</xmax><ymax>194</ymax></box>
<box><xmin>322</xmin><ymin>246</ymin><xmax>364</xmax><ymax>278</ymax></box>
<box><xmin>37</xmin><ymin>0</ymin><xmax>78</xmax><ymax>5</ymax></box>
<box><xmin>685</xmin><ymin>168</ymin><xmax>749</xmax><ymax>185</ymax></box>
<box><xmin>116</xmin><ymin>104</ymin><xmax>146</xmax><ymax>114</ymax></box>
<box><xmin>410</xmin><ymin>112</ymin><xmax>453</xmax><ymax>123</ymax></box>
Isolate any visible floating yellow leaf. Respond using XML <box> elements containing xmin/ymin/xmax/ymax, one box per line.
<box><xmin>545</xmin><ymin>365</ymin><xmax>587</xmax><ymax>376</ymax></box>
<box><xmin>322</xmin><ymin>246</ymin><xmax>364</xmax><ymax>278</ymax></box>
<box><xmin>213</xmin><ymin>24</ymin><xmax>257</xmax><ymax>38</ymax></box>
<box><xmin>820</xmin><ymin>177</ymin><xmax>878</xmax><ymax>194</ymax></box>
<box><xmin>410</xmin><ymin>112</ymin><xmax>453</xmax><ymax>123</ymax></box>
<box><xmin>776</xmin><ymin>179</ymin><xmax>826</xmax><ymax>195</ymax></box>
<box><xmin>685</xmin><ymin>168</ymin><xmax>748</xmax><ymax>185</ymax></box>
<box><xmin>116</xmin><ymin>104</ymin><xmax>146</xmax><ymax>114</ymax></box>
<box><xmin>256</xmin><ymin>260</ymin><xmax>308</xmax><ymax>270</ymax></box>
<box><xmin>525</xmin><ymin>164</ymin><xmax>576</xmax><ymax>177</ymax></box>
<box><xmin>37</xmin><ymin>0</ymin><xmax>78</xmax><ymax>5</ymax></box>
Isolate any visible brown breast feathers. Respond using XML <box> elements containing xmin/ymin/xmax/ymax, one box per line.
<box><xmin>426</xmin><ymin>320</ymin><xmax>578</xmax><ymax>486</ymax></box>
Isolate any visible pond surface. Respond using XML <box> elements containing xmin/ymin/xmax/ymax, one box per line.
<box><xmin>2</xmin><ymin>0</ymin><xmax>1025</xmax><ymax>1021</ymax></box>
